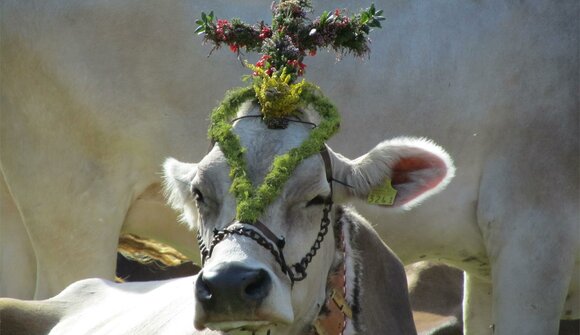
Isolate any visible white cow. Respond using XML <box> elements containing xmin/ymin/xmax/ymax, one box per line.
<box><xmin>1</xmin><ymin>0</ymin><xmax>577</xmax><ymax>334</ymax></box>
<box><xmin>162</xmin><ymin>96</ymin><xmax>454</xmax><ymax>334</ymax></box>
<box><xmin>0</xmin><ymin>208</ymin><xmax>418</xmax><ymax>335</ymax></box>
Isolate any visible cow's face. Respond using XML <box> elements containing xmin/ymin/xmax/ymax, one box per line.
<box><xmin>164</xmin><ymin>103</ymin><xmax>454</xmax><ymax>334</ymax></box>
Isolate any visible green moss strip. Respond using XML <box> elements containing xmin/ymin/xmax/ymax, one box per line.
<box><xmin>208</xmin><ymin>84</ymin><xmax>340</xmax><ymax>223</ymax></box>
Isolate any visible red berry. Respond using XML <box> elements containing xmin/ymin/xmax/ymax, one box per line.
<box><xmin>259</xmin><ymin>26</ymin><xmax>272</xmax><ymax>39</ymax></box>
<box><xmin>256</xmin><ymin>54</ymin><xmax>272</xmax><ymax>68</ymax></box>
<box><xmin>309</xmin><ymin>49</ymin><xmax>317</xmax><ymax>56</ymax></box>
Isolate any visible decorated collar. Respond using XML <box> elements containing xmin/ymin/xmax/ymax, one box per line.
<box><xmin>311</xmin><ymin>207</ymin><xmax>357</xmax><ymax>335</ymax></box>
<box><xmin>196</xmin><ymin>0</ymin><xmax>383</xmax><ymax>223</ymax></box>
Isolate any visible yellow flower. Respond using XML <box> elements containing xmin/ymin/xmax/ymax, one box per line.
<box><xmin>247</xmin><ymin>64</ymin><xmax>307</xmax><ymax>119</ymax></box>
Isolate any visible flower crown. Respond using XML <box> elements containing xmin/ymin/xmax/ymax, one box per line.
<box><xmin>196</xmin><ymin>0</ymin><xmax>384</xmax><ymax>222</ymax></box>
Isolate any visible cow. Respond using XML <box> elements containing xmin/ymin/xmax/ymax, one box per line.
<box><xmin>161</xmin><ymin>92</ymin><xmax>455</xmax><ymax>333</ymax></box>
<box><xmin>1</xmin><ymin>0</ymin><xmax>578</xmax><ymax>334</ymax></box>
<box><xmin>0</xmin><ymin>208</ymin><xmax>417</xmax><ymax>335</ymax></box>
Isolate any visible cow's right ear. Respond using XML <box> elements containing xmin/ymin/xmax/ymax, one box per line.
<box><xmin>162</xmin><ymin>158</ymin><xmax>198</xmax><ymax>213</ymax></box>
<box><xmin>331</xmin><ymin>137</ymin><xmax>455</xmax><ymax>210</ymax></box>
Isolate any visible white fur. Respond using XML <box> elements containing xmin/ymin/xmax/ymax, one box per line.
<box><xmin>162</xmin><ymin>158</ymin><xmax>198</xmax><ymax>229</ymax></box>
<box><xmin>341</xmin><ymin>213</ymin><xmax>358</xmax><ymax>335</ymax></box>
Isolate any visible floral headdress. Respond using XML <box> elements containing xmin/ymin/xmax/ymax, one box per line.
<box><xmin>196</xmin><ymin>0</ymin><xmax>384</xmax><ymax>223</ymax></box>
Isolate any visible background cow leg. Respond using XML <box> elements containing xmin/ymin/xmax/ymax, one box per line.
<box><xmin>0</xmin><ymin>173</ymin><xmax>36</xmax><ymax>299</ymax></box>
<box><xmin>12</xmin><ymin>184</ymin><xmax>132</xmax><ymax>299</ymax></box>
<box><xmin>463</xmin><ymin>273</ymin><xmax>492</xmax><ymax>335</ymax></box>
<box><xmin>491</xmin><ymin>232</ymin><xmax>575</xmax><ymax>335</ymax></box>
<box><xmin>28</xmin><ymin>211</ymin><xmax>123</xmax><ymax>299</ymax></box>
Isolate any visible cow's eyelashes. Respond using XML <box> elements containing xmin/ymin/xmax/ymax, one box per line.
<box><xmin>305</xmin><ymin>195</ymin><xmax>326</xmax><ymax>207</ymax></box>
<box><xmin>192</xmin><ymin>187</ymin><xmax>205</xmax><ymax>204</ymax></box>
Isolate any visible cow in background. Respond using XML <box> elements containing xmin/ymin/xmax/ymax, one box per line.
<box><xmin>1</xmin><ymin>1</ymin><xmax>577</xmax><ymax>333</ymax></box>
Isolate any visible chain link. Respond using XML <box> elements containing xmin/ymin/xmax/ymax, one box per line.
<box><xmin>290</xmin><ymin>202</ymin><xmax>332</xmax><ymax>281</ymax></box>
<box><xmin>197</xmin><ymin>233</ymin><xmax>209</xmax><ymax>263</ymax></box>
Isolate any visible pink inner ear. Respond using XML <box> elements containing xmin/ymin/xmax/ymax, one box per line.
<box><xmin>391</xmin><ymin>154</ymin><xmax>448</xmax><ymax>206</ymax></box>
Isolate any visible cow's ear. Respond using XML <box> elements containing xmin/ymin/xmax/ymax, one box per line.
<box><xmin>333</xmin><ymin>137</ymin><xmax>455</xmax><ymax>210</ymax></box>
<box><xmin>162</xmin><ymin>158</ymin><xmax>198</xmax><ymax>212</ymax></box>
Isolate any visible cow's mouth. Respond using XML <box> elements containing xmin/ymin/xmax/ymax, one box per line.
<box><xmin>205</xmin><ymin>320</ymin><xmax>273</xmax><ymax>333</ymax></box>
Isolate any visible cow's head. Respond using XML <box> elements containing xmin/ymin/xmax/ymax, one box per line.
<box><xmin>163</xmin><ymin>102</ymin><xmax>454</xmax><ymax>334</ymax></box>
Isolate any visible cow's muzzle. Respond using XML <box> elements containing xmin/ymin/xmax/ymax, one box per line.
<box><xmin>196</xmin><ymin>261</ymin><xmax>272</xmax><ymax>311</ymax></box>
<box><xmin>194</xmin><ymin>261</ymin><xmax>276</xmax><ymax>330</ymax></box>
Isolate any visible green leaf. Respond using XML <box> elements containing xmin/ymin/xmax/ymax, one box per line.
<box><xmin>360</xmin><ymin>12</ymin><xmax>370</xmax><ymax>25</ymax></box>
<box><xmin>194</xmin><ymin>25</ymin><xmax>205</xmax><ymax>34</ymax></box>
<box><xmin>319</xmin><ymin>10</ymin><xmax>329</xmax><ymax>25</ymax></box>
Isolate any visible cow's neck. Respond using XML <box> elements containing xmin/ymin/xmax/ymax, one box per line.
<box><xmin>311</xmin><ymin>212</ymin><xmax>356</xmax><ymax>335</ymax></box>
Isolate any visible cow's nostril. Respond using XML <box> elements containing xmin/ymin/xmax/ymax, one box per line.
<box><xmin>195</xmin><ymin>273</ymin><xmax>213</xmax><ymax>302</ymax></box>
<box><xmin>243</xmin><ymin>269</ymin><xmax>271</xmax><ymax>302</ymax></box>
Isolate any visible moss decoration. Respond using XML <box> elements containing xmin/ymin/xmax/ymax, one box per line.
<box><xmin>208</xmin><ymin>84</ymin><xmax>340</xmax><ymax>223</ymax></box>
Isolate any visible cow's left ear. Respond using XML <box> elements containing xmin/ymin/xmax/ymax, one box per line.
<box><xmin>332</xmin><ymin>137</ymin><xmax>455</xmax><ymax>210</ymax></box>
<box><xmin>162</xmin><ymin>158</ymin><xmax>198</xmax><ymax>212</ymax></box>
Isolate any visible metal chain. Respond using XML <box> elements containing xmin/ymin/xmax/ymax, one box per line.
<box><xmin>207</xmin><ymin>226</ymin><xmax>290</xmax><ymax>275</ymax></box>
<box><xmin>198</xmin><ymin>200</ymin><xmax>334</xmax><ymax>284</ymax></box>
<box><xmin>289</xmin><ymin>201</ymin><xmax>333</xmax><ymax>282</ymax></box>
<box><xmin>197</xmin><ymin>232</ymin><xmax>209</xmax><ymax>264</ymax></box>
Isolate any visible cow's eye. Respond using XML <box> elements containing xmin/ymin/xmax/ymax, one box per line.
<box><xmin>306</xmin><ymin>195</ymin><xmax>326</xmax><ymax>207</ymax></box>
<box><xmin>192</xmin><ymin>187</ymin><xmax>204</xmax><ymax>204</ymax></box>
